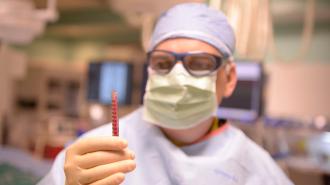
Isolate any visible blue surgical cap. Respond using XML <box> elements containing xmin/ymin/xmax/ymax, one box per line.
<box><xmin>149</xmin><ymin>3</ymin><xmax>236</xmax><ymax>58</ymax></box>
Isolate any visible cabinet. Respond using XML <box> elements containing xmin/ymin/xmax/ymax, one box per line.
<box><xmin>12</xmin><ymin>64</ymin><xmax>86</xmax><ymax>156</ymax></box>
<box><xmin>15</xmin><ymin>64</ymin><xmax>86</xmax><ymax>120</ymax></box>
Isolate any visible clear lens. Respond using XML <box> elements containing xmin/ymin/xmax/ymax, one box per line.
<box><xmin>149</xmin><ymin>51</ymin><xmax>175</xmax><ymax>74</ymax></box>
<box><xmin>184</xmin><ymin>54</ymin><xmax>217</xmax><ymax>76</ymax></box>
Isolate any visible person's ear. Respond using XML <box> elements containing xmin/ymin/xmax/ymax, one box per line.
<box><xmin>223</xmin><ymin>60</ymin><xmax>237</xmax><ymax>97</ymax></box>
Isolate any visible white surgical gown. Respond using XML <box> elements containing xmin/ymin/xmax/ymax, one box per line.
<box><xmin>38</xmin><ymin>107</ymin><xmax>293</xmax><ymax>185</ymax></box>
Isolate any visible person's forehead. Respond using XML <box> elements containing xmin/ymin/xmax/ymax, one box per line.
<box><xmin>154</xmin><ymin>38</ymin><xmax>223</xmax><ymax>56</ymax></box>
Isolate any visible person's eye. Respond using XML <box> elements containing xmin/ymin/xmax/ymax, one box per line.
<box><xmin>185</xmin><ymin>55</ymin><xmax>216</xmax><ymax>71</ymax></box>
<box><xmin>150</xmin><ymin>55</ymin><xmax>174</xmax><ymax>73</ymax></box>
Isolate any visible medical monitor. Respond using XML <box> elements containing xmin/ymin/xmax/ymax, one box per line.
<box><xmin>87</xmin><ymin>61</ymin><xmax>133</xmax><ymax>105</ymax></box>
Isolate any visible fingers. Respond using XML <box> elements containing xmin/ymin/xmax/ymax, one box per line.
<box><xmin>71</xmin><ymin>137</ymin><xmax>128</xmax><ymax>155</ymax></box>
<box><xmin>64</xmin><ymin>137</ymin><xmax>136</xmax><ymax>185</ymax></box>
<box><xmin>78</xmin><ymin>149</ymin><xmax>135</xmax><ymax>169</ymax></box>
<box><xmin>80</xmin><ymin>160</ymin><xmax>136</xmax><ymax>184</ymax></box>
<box><xmin>89</xmin><ymin>173</ymin><xmax>125</xmax><ymax>185</ymax></box>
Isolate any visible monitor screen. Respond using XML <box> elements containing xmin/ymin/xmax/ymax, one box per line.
<box><xmin>217</xmin><ymin>61</ymin><xmax>264</xmax><ymax>123</ymax></box>
<box><xmin>87</xmin><ymin>61</ymin><xmax>132</xmax><ymax>105</ymax></box>
<box><xmin>221</xmin><ymin>80</ymin><xmax>254</xmax><ymax>110</ymax></box>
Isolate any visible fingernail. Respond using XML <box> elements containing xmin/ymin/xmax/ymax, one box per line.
<box><xmin>128</xmin><ymin>160</ymin><xmax>136</xmax><ymax>171</ymax></box>
<box><xmin>122</xmin><ymin>140</ymin><xmax>128</xmax><ymax>147</ymax></box>
<box><xmin>116</xmin><ymin>173</ymin><xmax>125</xmax><ymax>183</ymax></box>
<box><xmin>130</xmin><ymin>152</ymin><xmax>135</xmax><ymax>159</ymax></box>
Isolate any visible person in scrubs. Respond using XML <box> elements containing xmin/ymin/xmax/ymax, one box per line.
<box><xmin>39</xmin><ymin>3</ymin><xmax>294</xmax><ymax>185</ymax></box>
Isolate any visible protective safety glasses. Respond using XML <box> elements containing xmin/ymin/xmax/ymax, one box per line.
<box><xmin>147</xmin><ymin>50</ymin><xmax>226</xmax><ymax>77</ymax></box>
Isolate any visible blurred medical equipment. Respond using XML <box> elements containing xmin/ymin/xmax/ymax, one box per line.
<box><xmin>209</xmin><ymin>0</ymin><xmax>317</xmax><ymax>61</ymax></box>
<box><xmin>263</xmin><ymin>117</ymin><xmax>298</xmax><ymax>159</ymax></box>
<box><xmin>110</xmin><ymin>0</ymin><xmax>207</xmax><ymax>52</ymax></box>
<box><xmin>0</xmin><ymin>0</ymin><xmax>58</xmax><ymax>127</ymax></box>
<box><xmin>269</xmin><ymin>0</ymin><xmax>316</xmax><ymax>61</ymax></box>
<box><xmin>109</xmin><ymin>0</ymin><xmax>203</xmax><ymax>28</ymax></box>
<box><xmin>87</xmin><ymin>61</ymin><xmax>133</xmax><ymax>105</ymax></box>
<box><xmin>224</xmin><ymin>0</ymin><xmax>272</xmax><ymax>59</ymax></box>
<box><xmin>34</xmin><ymin>116</ymin><xmax>76</xmax><ymax>159</ymax></box>
<box><xmin>89</xmin><ymin>104</ymin><xmax>105</xmax><ymax>123</ymax></box>
<box><xmin>0</xmin><ymin>45</ymin><xmax>27</xmax><ymax>148</ymax></box>
<box><xmin>308</xmin><ymin>132</ymin><xmax>330</xmax><ymax>172</ymax></box>
<box><xmin>0</xmin><ymin>0</ymin><xmax>58</xmax><ymax>45</ymax></box>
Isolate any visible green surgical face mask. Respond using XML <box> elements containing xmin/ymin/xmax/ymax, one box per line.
<box><xmin>143</xmin><ymin>64</ymin><xmax>218</xmax><ymax>130</ymax></box>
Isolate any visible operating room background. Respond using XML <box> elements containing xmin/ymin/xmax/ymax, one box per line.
<box><xmin>0</xmin><ymin>0</ymin><xmax>329</xmax><ymax>185</ymax></box>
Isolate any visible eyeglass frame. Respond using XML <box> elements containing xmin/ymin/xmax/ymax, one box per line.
<box><xmin>146</xmin><ymin>49</ymin><xmax>228</xmax><ymax>77</ymax></box>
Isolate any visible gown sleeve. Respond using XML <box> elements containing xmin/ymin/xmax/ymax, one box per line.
<box><xmin>37</xmin><ymin>150</ymin><xmax>66</xmax><ymax>185</ymax></box>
